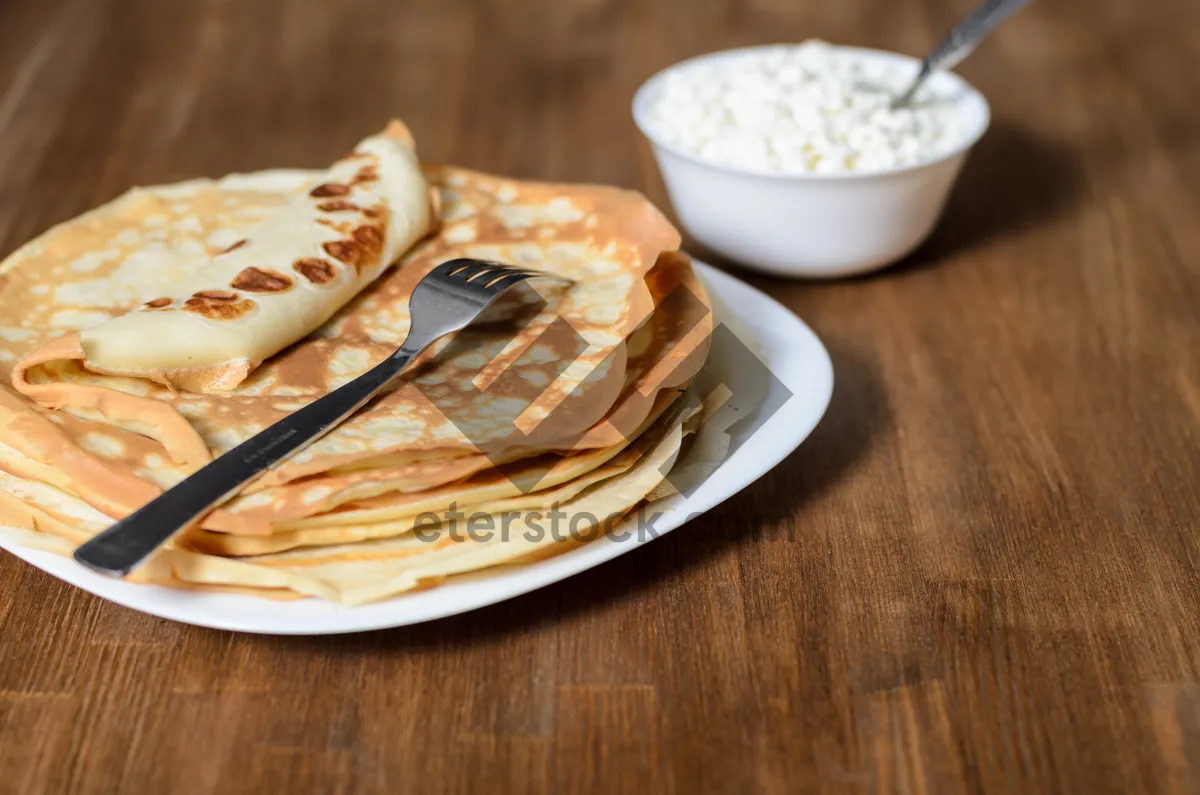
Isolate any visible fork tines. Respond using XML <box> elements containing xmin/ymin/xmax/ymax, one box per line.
<box><xmin>438</xmin><ymin>258</ymin><xmax>568</xmax><ymax>291</ymax></box>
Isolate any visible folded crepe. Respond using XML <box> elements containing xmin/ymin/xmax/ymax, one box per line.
<box><xmin>12</xmin><ymin>120</ymin><xmax>436</xmax><ymax>463</ymax></box>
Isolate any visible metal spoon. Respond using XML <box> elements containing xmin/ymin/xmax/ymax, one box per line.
<box><xmin>891</xmin><ymin>0</ymin><xmax>1032</xmax><ymax>110</ymax></box>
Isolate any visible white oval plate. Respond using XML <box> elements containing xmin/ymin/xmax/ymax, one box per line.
<box><xmin>0</xmin><ymin>261</ymin><xmax>833</xmax><ymax>634</ymax></box>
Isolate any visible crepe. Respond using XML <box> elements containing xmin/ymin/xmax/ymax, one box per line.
<box><xmin>15</xmin><ymin>121</ymin><xmax>434</xmax><ymax>414</ymax></box>
<box><xmin>198</xmin><ymin>254</ymin><xmax>710</xmax><ymax>535</ymax></box>
<box><xmin>0</xmin><ymin>128</ymin><xmax>720</xmax><ymax>605</ymax></box>
<box><xmin>183</xmin><ymin>386</ymin><xmax>684</xmax><ymax>555</ymax></box>
<box><xmin>0</xmin><ymin>163</ymin><xmax>699</xmax><ymax>534</ymax></box>
<box><xmin>0</xmin><ymin>376</ymin><xmax>742</xmax><ymax>603</ymax></box>
<box><xmin>0</xmin><ymin>398</ymin><xmax>691</xmax><ymax>605</ymax></box>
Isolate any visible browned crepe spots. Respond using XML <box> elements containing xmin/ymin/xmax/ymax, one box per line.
<box><xmin>230</xmin><ymin>267</ymin><xmax>293</xmax><ymax>293</ymax></box>
<box><xmin>317</xmin><ymin>200</ymin><xmax>359</xmax><ymax>213</ymax></box>
<box><xmin>193</xmin><ymin>289</ymin><xmax>238</xmax><ymax>301</ymax></box>
<box><xmin>184</xmin><ymin>290</ymin><xmax>256</xmax><ymax>320</ymax></box>
<box><xmin>350</xmin><ymin>226</ymin><xmax>386</xmax><ymax>275</ymax></box>
<box><xmin>293</xmin><ymin>257</ymin><xmax>337</xmax><ymax>285</ymax></box>
<box><xmin>309</xmin><ymin>183</ymin><xmax>349</xmax><ymax>198</ymax></box>
<box><xmin>224</xmin><ymin>239</ymin><xmax>248</xmax><ymax>253</ymax></box>
<box><xmin>322</xmin><ymin>239</ymin><xmax>360</xmax><ymax>266</ymax></box>
<box><xmin>316</xmin><ymin>218</ymin><xmax>352</xmax><ymax>234</ymax></box>
<box><xmin>144</xmin><ymin>297</ymin><xmax>172</xmax><ymax>309</ymax></box>
<box><xmin>351</xmin><ymin>166</ymin><xmax>378</xmax><ymax>185</ymax></box>
<box><xmin>352</xmin><ymin>225</ymin><xmax>384</xmax><ymax>268</ymax></box>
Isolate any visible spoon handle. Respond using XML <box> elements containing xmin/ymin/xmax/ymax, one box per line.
<box><xmin>893</xmin><ymin>0</ymin><xmax>1032</xmax><ymax>108</ymax></box>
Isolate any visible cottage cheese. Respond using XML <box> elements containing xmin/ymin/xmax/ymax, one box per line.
<box><xmin>641</xmin><ymin>41</ymin><xmax>974</xmax><ymax>174</ymax></box>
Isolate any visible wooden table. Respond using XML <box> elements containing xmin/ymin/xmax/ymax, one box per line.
<box><xmin>2</xmin><ymin>0</ymin><xmax>1198</xmax><ymax>792</ymax></box>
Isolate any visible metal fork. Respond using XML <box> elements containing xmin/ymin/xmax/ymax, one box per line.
<box><xmin>73</xmin><ymin>258</ymin><xmax>570</xmax><ymax>577</ymax></box>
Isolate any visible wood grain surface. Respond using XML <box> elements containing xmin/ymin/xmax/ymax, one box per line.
<box><xmin>1</xmin><ymin>0</ymin><xmax>1198</xmax><ymax>793</ymax></box>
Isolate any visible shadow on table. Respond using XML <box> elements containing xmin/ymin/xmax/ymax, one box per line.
<box><xmin>266</xmin><ymin>338</ymin><xmax>887</xmax><ymax>653</ymax></box>
<box><xmin>684</xmin><ymin>121</ymin><xmax>1089</xmax><ymax>284</ymax></box>
<box><xmin>890</xmin><ymin>120</ymin><xmax>1089</xmax><ymax>274</ymax></box>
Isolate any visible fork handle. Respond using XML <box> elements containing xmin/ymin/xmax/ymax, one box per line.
<box><xmin>73</xmin><ymin>341</ymin><xmax>427</xmax><ymax>577</ymax></box>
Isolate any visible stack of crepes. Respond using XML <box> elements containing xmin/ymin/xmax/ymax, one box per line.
<box><xmin>0</xmin><ymin>120</ymin><xmax>714</xmax><ymax>605</ymax></box>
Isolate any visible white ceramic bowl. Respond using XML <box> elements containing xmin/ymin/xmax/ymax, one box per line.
<box><xmin>632</xmin><ymin>45</ymin><xmax>991</xmax><ymax>279</ymax></box>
